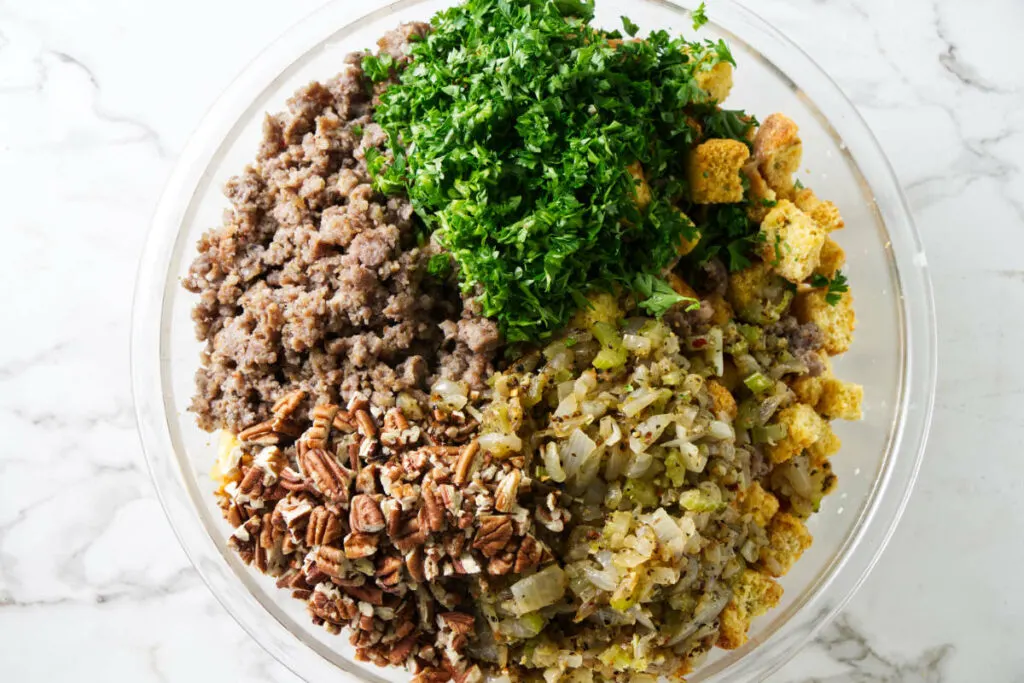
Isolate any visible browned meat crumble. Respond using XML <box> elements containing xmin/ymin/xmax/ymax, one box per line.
<box><xmin>184</xmin><ymin>23</ymin><xmax>499</xmax><ymax>433</ymax></box>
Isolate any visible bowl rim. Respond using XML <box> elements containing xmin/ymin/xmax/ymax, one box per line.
<box><xmin>131</xmin><ymin>1</ymin><xmax>937</xmax><ymax>681</ymax></box>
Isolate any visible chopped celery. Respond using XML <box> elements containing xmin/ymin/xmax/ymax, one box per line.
<box><xmin>743</xmin><ymin>372</ymin><xmax>773</xmax><ymax>394</ymax></box>
<box><xmin>752</xmin><ymin>423</ymin><xmax>788</xmax><ymax>444</ymax></box>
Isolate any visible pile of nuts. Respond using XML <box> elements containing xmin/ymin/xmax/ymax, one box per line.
<box><xmin>213</xmin><ymin>390</ymin><xmax>568</xmax><ymax>682</ymax></box>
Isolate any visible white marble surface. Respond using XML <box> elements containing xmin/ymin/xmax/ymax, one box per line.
<box><xmin>1</xmin><ymin>0</ymin><xmax>1022</xmax><ymax>680</ymax></box>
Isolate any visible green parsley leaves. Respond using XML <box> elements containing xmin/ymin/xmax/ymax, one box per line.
<box><xmin>621</xmin><ymin>15</ymin><xmax>640</xmax><ymax>37</ymax></box>
<box><xmin>372</xmin><ymin>0</ymin><xmax>744</xmax><ymax>342</ymax></box>
<box><xmin>634</xmin><ymin>273</ymin><xmax>699</xmax><ymax>317</ymax></box>
<box><xmin>809</xmin><ymin>270</ymin><xmax>849</xmax><ymax>305</ymax></box>
<box><xmin>692</xmin><ymin>2</ymin><xmax>708</xmax><ymax>30</ymax></box>
<box><xmin>361</xmin><ymin>52</ymin><xmax>395</xmax><ymax>82</ymax></box>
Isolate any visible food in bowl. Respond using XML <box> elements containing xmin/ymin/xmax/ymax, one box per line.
<box><xmin>184</xmin><ymin>1</ymin><xmax>862</xmax><ymax>681</ymax></box>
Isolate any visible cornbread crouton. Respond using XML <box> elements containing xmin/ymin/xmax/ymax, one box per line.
<box><xmin>695</xmin><ymin>60</ymin><xmax>734</xmax><ymax>103</ymax></box>
<box><xmin>742</xmin><ymin>161</ymin><xmax>777</xmax><ymax>224</ymax></box>
<box><xmin>793</xmin><ymin>289</ymin><xmax>855</xmax><ymax>355</ymax></box>
<box><xmin>706</xmin><ymin>293</ymin><xmax>734</xmax><ymax>326</ymax></box>
<box><xmin>727</xmin><ymin>262</ymin><xmax>793</xmax><ymax>325</ymax></box>
<box><xmin>759</xmin><ymin>513</ymin><xmax>813</xmax><ymax>577</ymax></box>
<box><xmin>717</xmin><ymin>569</ymin><xmax>784</xmax><ymax>649</ymax></box>
<box><xmin>808</xmin><ymin>422</ymin><xmax>842</xmax><ymax>463</ymax></box>
<box><xmin>668</xmin><ymin>272</ymin><xmax>699</xmax><ymax>300</ymax></box>
<box><xmin>706</xmin><ymin>379</ymin><xmax>738</xmax><ymax>419</ymax></box>
<box><xmin>688</xmin><ymin>139</ymin><xmax>750</xmax><ymax>204</ymax></box>
<box><xmin>815</xmin><ymin>237</ymin><xmax>846</xmax><ymax>278</ymax></box>
<box><xmin>817</xmin><ymin>379</ymin><xmax>864</xmax><ymax>421</ymax></box>
<box><xmin>794</xmin><ymin>187</ymin><xmax>845</xmax><ymax>232</ymax></box>
<box><xmin>753</xmin><ymin>113</ymin><xmax>802</xmax><ymax>197</ymax></box>
<box><xmin>768</xmin><ymin>403</ymin><xmax>827</xmax><ymax>464</ymax></box>
<box><xmin>626</xmin><ymin>161</ymin><xmax>652</xmax><ymax>211</ymax></box>
<box><xmin>738</xmin><ymin>482</ymin><xmax>780</xmax><ymax>527</ymax></box>
<box><xmin>759</xmin><ymin>200</ymin><xmax>826</xmax><ymax>284</ymax></box>
<box><xmin>673</xmin><ymin>207</ymin><xmax>702</xmax><ymax>255</ymax></box>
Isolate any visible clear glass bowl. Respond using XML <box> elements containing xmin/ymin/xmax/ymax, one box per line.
<box><xmin>131</xmin><ymin>1</ymin><xmax>936</xmax><ymax>681</ymax></box>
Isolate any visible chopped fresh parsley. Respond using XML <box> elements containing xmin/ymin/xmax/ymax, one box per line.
<box><xmin>361</xmin><ymin>52</ymin><xmax>395</xmax><ymax>82</ymax></box>
<box><xmin>692</xmin><ymin>2</ymin><xmax>708</xmax><ymax>30</ymax></box>
<box><xmin>687</xmin><ymin>204</ymin><xmax>763</xmax><ymax>273</ymax></box>
<box><xmin>809</xmin><ymin>270</ymin><xmax>849</xmax><ymax>305</ymax></box>
<box><xmin>621</xmin><ymin>15</ymin><xmax>640</xmax><ymax>37</ymax></box>
<box><xmin>794</xmin><ymin>178</ymin><xmax>805</xmax><ymax>190</ymax></box>
<box><xmin>633</xmin><ymin>273</ymin><xmax>699</xmax><ymax>317</ymax></box>
<box><xmin>427</xmin><ymin>253</ymin><xmax>453</xmax><ymax>279</ymax></box>
<box><xmin>373</xmin><ymin>0</ymin><xmax>747</xmax><ymax>342</ymax></box>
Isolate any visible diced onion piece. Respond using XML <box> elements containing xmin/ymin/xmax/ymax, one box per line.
<box><xmin>628</xmin><ymin>414</ymin><xmax>675</xmax><ymax>453</ymax></box>
<box><xmin>707</xmin><ymin>420</ymin><xmax>735</xmax><ymax>441</ymax></box>
<box><xmin>511</xmin><ymin>564</ymin><xmax>567</xmax><ymax>615</ymax></box>
<box><xmin>621</xmin><ymin>387</ymin><xmax>671</xmax><ymax>418</ymax></box>
<box><xmin>541</xmin><ymin>442</ymin><xmax>567</xmax><ymax>483</ymax></box>
<box><xmin>430</xmin><ymin>378</ymin><xmax>468</xmax><ymax>411</ymax></box>
<box><xmin>478</xmin><ymin>432</ymin><xmax>522</xmax><ymax>457</ymax></box>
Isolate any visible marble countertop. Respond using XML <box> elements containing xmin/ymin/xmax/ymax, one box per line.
<box><xmin>2</xmin><ymin>0</ymin><xmax>1022</xmax><ymax>680</ymax></box>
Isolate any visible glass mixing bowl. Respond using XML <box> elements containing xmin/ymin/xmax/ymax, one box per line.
<box><xmin>131</xmin><ymin>0</ymin><xmax>936</xmax><ymax>680</ymax></box>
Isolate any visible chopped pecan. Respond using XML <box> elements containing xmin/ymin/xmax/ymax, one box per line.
<box><xmin>278</xmin><ymin>467</ymin><xmax>310</xmax><ymax>493</ymax></box>
<box><xmin>453</xmin><ymin>664</ymin><xmax>483</xmax><ymax>683</ymax></box>
<box><xmin>438</xmin><ymin>612</ymin><xmax>475</xmax><ymax>635</ymax></box>
<box><xmin>383</xmin><ymin>408</ymin><xmax>410</xmax><ymax>432</ymax></box>
<box><xmin>514</xmin><ymin>534</ymin><xmax>543</xmax><ymax>573</ymax></box>
<box><xmin>344</xmin><ymin>532</ymin><xmax>379</xmax><ymax>559</ymax></box>
<box><xmin>306</xmin><ymin>506</ymin><xmax>344</xmax><ymax>546</ymax></box>
<box><xmin>301</xmin><ymin>448</ymin><xmax>353</xmax><ymax>508</ymax></box>
<box><xmin>536</xmin><ymin>491</ymin><xmax>570</xmax><ymax>532</ymax></box>
<box><xmin>355</xmin><ymin>464</ymin><xmax>379</xmax><ymax>495</ymax></box>
<box><xmin>392</xmin><ymin>517</ymin><xmax>427</xmax><ymax>553</ymax></box>
<box><xmin>309</xmin><ymin>586</ymin><xmax>358</xmax><ymax>625</ymax></box>
<box><xmin>472</xmin><ymin>515</ymin><xmax>513</xmax><ymax>558</ymax></box>
<box><xmin>493</xmin><ymin>469</ymin><xmax>522</xmax><ymax>513</ymax></box>
<box><xmin>387</xmin><ymin>635</ymin><xmax>418</xmax><ymax>666</ymax></box>
<box><xmin>375</xmin><ymin>554</ymin><xmax>404</xmax><ymax>589</ymax></box>
<box><xmin>343</xmin><ymin>583</ymin><xmax>384</xmax><ymax>606</ymax></box>
<box><xmin>444</xmin><ymin>533</ymin><xmax>466</xmax><ymax>559</ymax></box>
<box><xmin>413</xmin><ymin>670</ymin><xmax>453</xmax><ymax>683</ymax></box>
<box><xmin>305</xmin><ymin>403</ymin><xmax>339</xmax><ymax>450</ymax></box>
<box><xmin>355</xmin><ymin>409</ymin><xmax>377</xmax><ymax>438</ymax></box>
<box><xmin>312</xmin><ymin>545</ymin><xmax>348</xmax><ymax>579</ymax></box>
<box><xmin>486</xmin><ymin>552</ymin><xmax>514</xmax><ymax>576</ymax></box>
<box><xmin>420</xmin><ymin>479</ymin><xmax>445</xmax><ymax>533</ymax></box>
<box><xmin>333</xmin><ymin>411</ymin><xmax>357</xmax><ymax>433</ymax></box>
<box><xmin>453</xmin><ymin>440</ymin><xmax>479</xmax><ymax>486</ymax></box>
<box><xmin>272</xmin><ymin>389</ymin><xmax>306</xmax><ymax>420</ymax></box>
<box><xmin>383</xmin><ymin>498</ymin><xmax>403</xmax><ymax>538</ymax></box>
<box><xmin>350</xmin><ymin>494</ymin><xmax>386</xmax><ymax>533</ymax></box>
<box><xmin>237</xmin><ymin>420</ymin><xmax>279</xmax><ymax>445</ymax></box>
<box><xmin>406</xmin><ymin>546</ymin><xmax>426</xmax><ymax>583</ymax></box>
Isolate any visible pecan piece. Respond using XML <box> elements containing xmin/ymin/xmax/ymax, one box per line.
<box><xmin>392</xmin><ymin>517</ymin><xmax>427</xmax><ymax>553</ymax></box>
<box><xmin>406</xmin><ymin>547</ymin><xmax>426</xmax><ymax>583</ymax></box>
<box><xmin>472</xmin><ymin>515</ymin><xmax>513</xmax><ymax>558</ymax></box>
<box><xmin>344</xmin><ymin>532</ymin><xmax>379</xmax><ymax>559</ymax></box>
<box><xmin>387</xmin><ymin>634</ymin><xmax>418</xmax><ymax>666</ymax></box>
<box><xmin>343</xmin><ymin>583</ymin><xmax>384</xmax><ymax>605</ymax></box>
<box><xmin>438</xmin><ymin>612</ymin><xmax>475</xmax><ymax>635</ymax></box>
<box><xmin>487</xmin><ymin>552</ymin><xmax>514</xmax><ymax>576</ymax></box>
<box><xmin>376</xmin><ymin>554</ymin><xmax>404</xmax><ymax>589</ymax></box>
<box><xmin>312</xmin><ymin>545</ymin><xmax>348</xmax><ymax>579</ymax></box>
<box><xmin>453</xmin><ymin>440</ymin><xmax>479</xmax><ymax>486</ymax></box>
<box><xmin>420</xmin><ymin>479</ymin><xmax>445</xmax><ymax>533</ymax></box>
<box><xmin>301</xmin><ymin>448</ymin><xmax>352</xmax><ymax>508</ymax></box>
<box><xmin>306</xmin><ymin>506</ymin><xmax>344</xmax><ymax>546</ymax></box>
<box><xmin>309</xmin><ymin>587</ymin><xmax>358</xmax><ymax>625</ymax></box>
<box><xmin>493</xmin><ymin>469</ymin><xmax>522</xmax><ymax>513</ymax></box>
<box><xmin>272</xmin><ymin>389</ymin><xmax>306</xmax><ymax>420</ymax></box>
<box><xmin>514</xmin><ymin>534</ymin><xmax>543</xmax><ymax>573</ymax></box>
<box><xmin>350</xmin><ymin>494</ymin><xmax>385</xmax><ymax>533</ymax></box>
<box><xmin>237</xmin><ymin>420</ymin><xmax>279</xmax><ymax>445</ymax></box>
<box><xmin>305</xmin><ymin>403</ymin><xmax>339</xmax><ymax>450</ymax></box>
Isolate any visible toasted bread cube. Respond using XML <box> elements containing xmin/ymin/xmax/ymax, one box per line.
<box><xmin>688</xmin><ymin>139</ymin><xmax>750</xmax><ymax>204</ymax></box>
<box><xmin>817</xmin><ymin>379</ymin><xmax>864</xmax><ymax>421</ymax></box>
<box><xmin>668</xmin><ymin>272</ymin><xmax>699</xmax><ymax>301</ymax></box>
<box><xmin>768</xmin><ymin>403</ymin><xmax>827</xmax><ymax>464</ymax></box>
<box><xmin>759</xmin><ymin>200</ymin><xmax>826</xmax><ymax>284</ymax></box>
<box><xmin>706</xmin><ymin>379</ymin><xmax>738</xmax><ymax>419</ymax></box>
<box><xmin>717</xmin><ymin>569</ymin><xmax>784</xmax><ymax>649</ymax></box>
<box><xmin>753</xmin><ymin>113</ymin><xmax>802</xmax><ymax>197</ymax></box>
<box><xmin>706</xmin><ymin>293</ymin><xmax>734</xmax><ymax>326</ymax></box>
<box><xmin>625</xmin><ymin>161</ymin><xmax>652</xmax><ymax>212</ymax></box>
<box><xmin>695</xmin><ymin>61</ymin><xmax>734</xmax><ymax>103</ymax></box>
<box><xmin>794</xmin><ymin>187</ymin><xmax>845</xmax><ymax>232</ymax></box>
<box><xmin>738</xmin><ymin>482</ymin><xmax>780</xmax><ymax>527</ymax></box>
<box><xmin>759</xmin><ymin>513</ymin><xmax>813</xmax><ymax>577</ymax></box>
<box><xmin>742</xmin><ymin>161</ymin><xmax>777</xmax><ymax>224</ymax></box>
<box><xmin>808</xmin><ymin>422</ymin><xmax>842</xmax><ymax>463</ymax></box>
<box><xmin>727</xmin><ymin>262</ymin><xmax>793</xmax><ymax>325</ymax></box>
<box><xmin>794</xmin><ymin>289</ymin><xmax>855</xmax><ymax>355</ymax></box>
<box><xmin>815</xmin><ymin>238</ymin><xmax>846</xmax><ymax>278</ymax></box>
